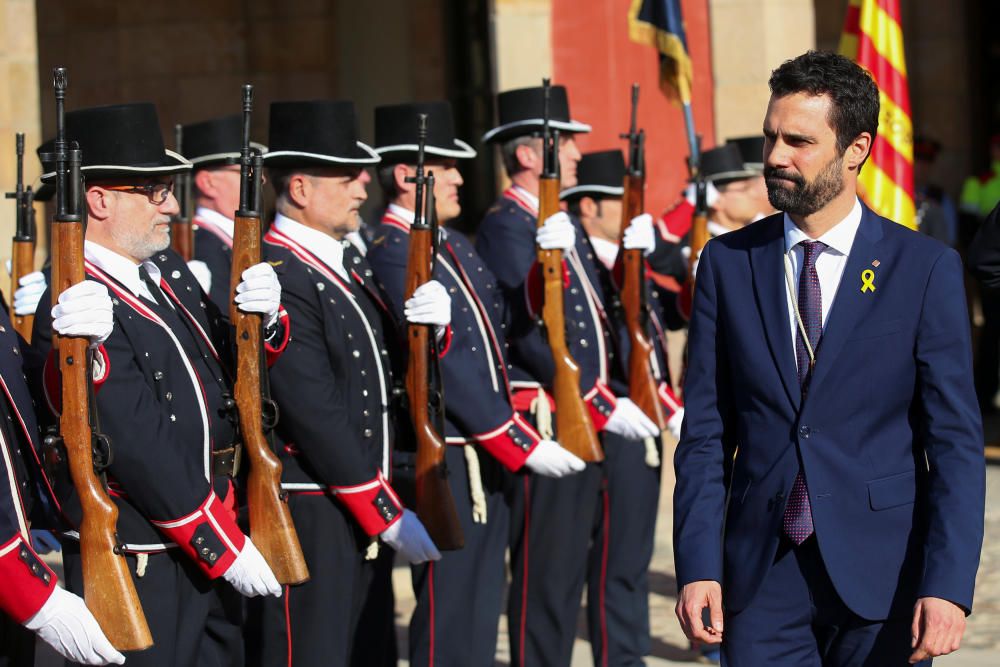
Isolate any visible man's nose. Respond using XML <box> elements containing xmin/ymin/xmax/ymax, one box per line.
<box><xmin>162</xmin><ymin>192</ymin><xmax>180</xmax><ymax>215</ymax></box>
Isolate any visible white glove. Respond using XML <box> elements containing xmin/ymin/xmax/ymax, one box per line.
<box><xmin>222</xmin><ymin>538</ymin><xmax>282</xmax><ymax>598</ymax></box>
<box><xmin>622</xmin><ymin>213</ymin><xmax>656</xmax><ymax>256</ymax></box>
<box><xmin>23</xmin><ymin>587</ymin><xmax>125</xmax><ymax>665</ymax></box>
<box><xmin>187</xmin><ymin>260</ymin><xmax>212</xmax><ymax>295</ymax></box>
<box><xmin>666</xmin><ymin>407</ymin><xmax>684</xmax><ymax>440</ymax></box>
<box><xmin>404</xmin><ymin>280</ymin><xmax>451</xmax><ymax>342</ymax></box>
<box><xmin>523</xmin><ymin>439</ymin><xmax>586</xmax><ymax>478</ymax></box>
<box><xmin>380</xmin><ymin>509</ymin><xmax>441</xmax><ymax>564</ymax></box>
<box><xmin>233</xmin><ymin>262</ymin><xmax>281</xmax><ymax>327</ymax></box>
<box><xmin>535</xmin><ymin>211</ymin><xmax>576</xmax><ymax>251</ymax></box>
<box><xmin>13</xmin><ymin>271</ymin><xmax>46</xmax><ymax>316</ymax></box>
<box><xmin>684</xmin><ymin>181</ymin><xmax>720</xmax><ymax>209</ymax></box>
<box><xmin>604</xmin><ymin>397</ymin><xmax>660</xmax><ymax>440</ymax></box>
<box><xmin>52</xmin><ymin>280</ymin><xmax>114</xmax><ymax>348</ymax></box>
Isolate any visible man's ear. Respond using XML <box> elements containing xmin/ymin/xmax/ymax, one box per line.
<box><xmin>579</xmin><ymin>196</ymin><xmax>598</xmax><ymax>219</ymax></box>
<box><xmin>285</xmin><ymin>173</ymin><xmax>311</xmax><ymax>208</ymax></box>
<box><xmin>393</xmin><ymin>164</ymin><xmax>414</xmax><ymax>194</ymax></box>
<box><xmin>845</xmin><ymin>132</ymin><xmax>873</xmax><ymax>171</ymax></box>
<box><xmin>85</xmin><ymin>186</ymin><xmax>113</xmax><ymax>221</ymax></box>
<box><xmin>514</xmin><ymin>143</ymin><xmax>540</xmax><ymax>172</ymax></box>
<box><xmin>193</xmin><ymin>169</ymin><xmax>216</xmax><ymax>199</ymax></box>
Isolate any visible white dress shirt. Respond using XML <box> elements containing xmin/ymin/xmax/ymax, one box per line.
<box><xmin>783</xmin><ymin>197</ymin><xmax>863</xmax><ymax>369</ymax></box>
<box><xmin>513</xmin><ymin>185</ymin><xmax>539</xmax><ymax>212</ymax></box>
<box><xmin>84</xmin><ymin>241</ymin><xmax>164</xmax><ymax>305</ymax></box>
<box><xmin>589</xmin><ymin>236</ymin><xmax>619</xmax><ymax>270</ymax></box>
<box><xmin>194</xmin><ymin>206</ymin><xmax>235</xmax><ymax>240</ymax></box>
<box><xmin>272</xmin><ymin>213</ymin><xmax>350</xmax><ymax>282</ymax></box>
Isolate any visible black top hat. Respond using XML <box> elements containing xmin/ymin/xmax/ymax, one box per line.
<box><xmin>42</xmin><ymin>103</ymin><xmax>191</xmax><ymax>182</ymax></box>
<box><xmin>560</xmin><ymin>150</ymin><xmax>626</xmax><ymax>201</ymax></box>
<box><xmin>482</xmin><ymin>85</ymin><xmax>591</xmax><ymax>144</ymax></box>
<box><xmin>181</xmin><ymin>115</ymin><xmax>267</xmax><ymax>168</ymax></box>
<box><xmin>374</xmin><ymin>101</ymin><xmax>476</xmax><ymax>164</ymax></box>
<box><xmin>701</xmin><ymin>144</ymin><xmax>756</xmax><ymax>184</ymax></box>
<box><xmin>726</xmin><ymin>136</ymin><xmax>765</xmax><ymax>172</ymax></box>
<box><xmin>263</xmin><ymin>100</ymin><xmax>379</xmax><ymax>168</ymax></box>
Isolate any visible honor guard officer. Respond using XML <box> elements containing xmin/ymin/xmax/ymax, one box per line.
<box><xmin>366</xmin><ymin>101</ymin><xmax>582</xmax><ymax>667</ymax></box>
<box><xmin>253</xmin><ymin>100</ymin><xmax>441</xmax><ymax>666</ymax></box>
<box><xmin>33</xmin><ymin>102</ymin><xmax>285</xmax><ymax>667</ymax></box>
<box><xmin>0</xmin><ymin>291</ymin><xmax>121</xmax><ymax>664</ymax></box>
<box><xmin>561</xmin><ymin>149</ymin><xmax>684</xmax><ymax>665</ymax></box>
<box><xmin>726</xmin><ymin>135</ymin><xmax>778</xmax><ymax>221</ymax></box>
<box><xmin>180</xmin><ymin>115</ymin><xmax>268</xmax><ymax>308</ymax></box>
<box><xmin>476</xmin><ymin>85</ymin><xmax>659</xmax><ymax>667</ymax></box>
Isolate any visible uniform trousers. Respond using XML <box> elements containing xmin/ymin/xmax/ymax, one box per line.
<box><xmin>722</xmin><ymin>537</ymin><xmax>931</xmax><ymax>667</ymax></box>
<box><xmin>248</xmin><ymin>494</ymin><xmax>390</xmax><ymax>667</ymax></box>
<box><xmin>63</xmin><ymin>541</ymin><xmax>244</xmax><ymax>667</ymax></box>
<box><xmin>0</xmin><ymin>615</ymin><xmax>33</xmax><ymax>666</ymax></box>
<box><xmin>586</xmin><ymin>432</ymin><xmax>662</xmax><ymax>667</ymax></box>
<box><xmin>409</xmin><ymin>444</ymin><xmax>509</xmax><ymax>667</ymax></box>
<box><xmin>508</xmin><ymin>414</ymin><xmax>603</xmax><ymax>667</ymax></box>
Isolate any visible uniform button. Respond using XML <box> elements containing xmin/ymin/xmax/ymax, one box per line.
<box><xmin>798</xmin><ymin>426</ymin><xmax>811</xmax><ymax>438</ymax></box>
<box><xmin>209</xmin><ymin>553</ymin><xmax>218</xmax><ymax>563</ymax></box>
<box><xmin>317</xmin><ymin>282</ymin><xmax>326</xmax><ymax>291</ymax></box>
<box><xmin>362</xmin><ymin>390</ymin><xmax>369</xmax><ymax>397</ymax></box>
<box><xmin>353</xmin><ymin>256</ymin><xmax>362</xmax><ymax>265</ymax></box>
<box><xmin>11</xmin><ymin>348</ymin><xmax>18</xmax><ymax>356</ymax></box>
<box><xmin>199</xmin><ymin>301</ymin><xmax>205</xmax><ymax>309</ymax></box>
<box><xmin>363</xmin><ymin>428</ymin><xmax>373</xmax><ymax>438</ymax></box>
<box><xmin>170</xmin><ymin>414</ymin><xmax>177</xmax><ymax>422</ymax></box>
<box><xmin>575</xmin><ymin>305</ymin><xmax>583</xmax><ymax>312</ymax></box>
<box><xmin>471</xmin><ymin>346</ymin><xmax>477</xmax><ymax>352</ymax></box>
<box><xmin>194</xmin><ymin>536</ymin><xmax>205</xmax><ymax>545</ymax></box>
<box><xmin>154</xmin><ymin>371</ymin><xmax>164</xmax><ymax>380</ymax></box>
<box><xmin>580</xmin><ymin>339</ymin><xmax>589</xmax><ymax>348</ymax></box>
<box><xmin>171</xmin><ymin>270</ymin><xmax>182</xmax><ymax>279</ymax></box>
<box><xmin>347</xmin><ymin>333</ymin><xmax>353</xmax><ymax>340</ymax></box>
<box><xmin>165</xmin><ymin>392</ymin><xmax>173</xmax><ymax>401</ymax></box>
<box><xmin>352</xmin><ymin>350</ymin><xmax>361</xmax><ymax>358</ymax></box>
<box><xmin>360</xmin><ymin>369</ymin><xmax>367</xmax><ymax>376</ymax></box>
<box><xmin>570</xmin><ymin>288</ymin><xmax>579</xmax><ymax>295</ymax></box>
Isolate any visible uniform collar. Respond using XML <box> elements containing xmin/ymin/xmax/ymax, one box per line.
<box><xmin>84</xmin><ymin>241</ymin><xmax>162</xmax><ymax>300</ymax></box>
<box><xmin>783</xmin><ymin>197</ymin><xmax>863</xmax><ymax>256</ymax></box>
<box><xmin>512</xmin><ymin>185</ymin><xmax>539</xmax><ymax>211</ymax></box>
<box><xmin>194</xmin><ymin>206</ymin><xmax>234</xmax><ymax>239</ymax></box>
<box><xmin>272</xmin><ymin>212</ymin><xmax>350</xmax><ymax>281</ymax></box>
<box><xmin>387</xmin><ymin>203</ymin><xmax>415</xmax><ymax>224</ymax></box>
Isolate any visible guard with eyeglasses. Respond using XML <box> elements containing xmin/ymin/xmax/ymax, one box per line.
<box><xmin>32</xmin><ymin>102</ymin><xmax>291</xmax><ymax>667</ymax></box>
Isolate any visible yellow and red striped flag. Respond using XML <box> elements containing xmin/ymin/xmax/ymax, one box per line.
<box><xmin>839</xmin><ymin>0</ymin><xmax>916</xmax><ymax>229</ymax></box>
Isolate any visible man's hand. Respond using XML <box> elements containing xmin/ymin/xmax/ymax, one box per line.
<box><xmin>675</xmin><ymin>580</ymin><xmax>723</xmax><ymax>645</ymax></box>
<box><xmin>910</xmin><ymin>596</ymin><xmax>965</xmax><ymax>663</ymax></box>
<box><xmin>523</xmin><ymin>439</ymin><xmax>586</xmax><ymax>478</ymax></box>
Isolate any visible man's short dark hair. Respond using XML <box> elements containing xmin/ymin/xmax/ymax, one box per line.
<box><xmin>768</xmin><ymin>51</ymin><xmax>880</xmax><ymax>155</ymax></box>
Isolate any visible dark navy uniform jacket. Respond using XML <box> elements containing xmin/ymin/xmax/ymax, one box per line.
<box><xmin>366</xmin><ymin>206</ymin><xmax>544</xmax><ymax>472</ymax></box>
<box><xmin>0</xmin><ymin>309</ymin><xmax>60</xmax><ymax>624</ymax></box>
<box><xmin>476</xmin><ymin>187</ymin><xmax>618</xmax><ymax>429</ymax></box>
<box><xmin>34</xmin><ymin>246</ymin><xmax>288</xmax><ymax>580</ymax></box>
<box><xmin>192</xmin><ymin>208</ymin><xmax>234</xmax><ymax>310</ymax></box>
<box><xmin>263</xmin><ymin>217</ymin><xmax>405</xmax><ymax>537</ymax></box>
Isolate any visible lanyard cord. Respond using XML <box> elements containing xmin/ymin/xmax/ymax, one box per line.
<box><xmin>783</xmin><ymin>250</ymin><xmax>816</xmax><ymax>370</ymax></box>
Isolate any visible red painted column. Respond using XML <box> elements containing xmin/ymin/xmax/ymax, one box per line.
<box><xmin>551</xmin><ymin>0</ymin><xmax>714</xmax><ymax>217</ymax></box>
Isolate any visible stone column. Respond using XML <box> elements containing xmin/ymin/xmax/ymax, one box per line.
<box><xmin>491</xmin><ymin>0</ymin><xmax>551</xmax><ymax>93</ymax></box>
<box><xmin>708</xmin><ymin>0</ymin><xmax>815</xmax><ymax>143</ymax></box>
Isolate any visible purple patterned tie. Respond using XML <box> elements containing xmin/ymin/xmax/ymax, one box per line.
<box><xmin>783</xmin><ymin>240</ymin><xmax>827</xmax><ymax>544</ymax></box>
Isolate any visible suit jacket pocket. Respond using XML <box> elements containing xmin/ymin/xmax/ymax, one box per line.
<box><xmin>846</xmin><ymin>317</ymin><xmax>902</xmax><ymax>342</ymax></box>
<box><xmin>868</xmin><ymin>470</ymin><xmax>916</xmax><ymax>510</ymax></box>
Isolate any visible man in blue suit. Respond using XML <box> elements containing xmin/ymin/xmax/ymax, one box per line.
<box><xmin>673</xmin><ymin>50</ymin><xmax>985</xmax><ymax>666</ymax></box>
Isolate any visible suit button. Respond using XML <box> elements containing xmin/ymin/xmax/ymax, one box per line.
<box><xmin>363</xmin><ymin>428</ymin><xmax>373</xmax><ymax>438</ymax></box>
<box><xmin>798</xmin><ymin>426</ymin><xmax>811</xmax><ymax>438</ymax></box>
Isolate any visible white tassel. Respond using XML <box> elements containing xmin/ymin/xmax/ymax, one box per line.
<box><xmin>644</xmin><ymin>435</ymin><xmax>661</xmax><ymax>468</ymax></box>
<box><xmin>135</xmin><ymin>553</ymin><xmax>148</xmax><ymax>578</ymax></box>
<box><xmin>464</xmin><ymin>445</ymin><xmax>488</xmax><ymax>524</ymax></box>
<box><xmin>364</xmin><ymin>538</ymin><xmax>380</xmax><ymax>561</ymax></box>
<box><xmin>530</xmin><ymin>388</ymin><xmax>554</xmax><ymax>440</ymax></box>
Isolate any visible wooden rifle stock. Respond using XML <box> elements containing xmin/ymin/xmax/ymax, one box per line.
<box><xmin>618</xmin><ymin>173</ymin><xmax>666</xmax><ymax>430</ymax></box>
<box><xmin>7</xmin><ymin>133</ymin><xmax>36</xmax><ymax>340</ymax></box>
<box><xmin>229</xmin><ymin>85</ymin><xmax>308</xmax><ymax>585</ymax></box>
<box><xmin>49</xmin><ymin>67</ymin><xmax>152</xmax><ymax>651</ymax></box>
<box><xmin>537</xmin><ymin>177</ymin><xmax>603</xmax><ymax>462</ymax></box>
<box><xmin>170</xmin><ymin>125</ymin><xmax>194</xmax><ymax>261</ymax></box>
<box><xmin>688</xmin><ymin>190</ymin><xmax>709</xmax><ymax>296</ymax></box>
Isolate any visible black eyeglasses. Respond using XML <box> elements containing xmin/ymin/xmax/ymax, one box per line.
<box><xmin>103</xmin><ymin>181</ymin><xmax>175</xmax><ymax>205</ymax></box>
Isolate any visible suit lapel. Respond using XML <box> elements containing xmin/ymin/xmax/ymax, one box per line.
<box><xmin>749</xmin><ymin>216</ymin><xmax>800</xmax><ymax>410</ymax></box>
<box><xmin>807</xmin><ymin>207</ymin><xmax>884</xmax><ymax>392</ymax></box>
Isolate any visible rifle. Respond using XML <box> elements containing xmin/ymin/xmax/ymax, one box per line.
<box><xmin>617</xmin><ymin>84</ymin><xmax>666</xmax><ymax>430</ymax></box>
<box><xmin>170</xmin><ymin>124</ymin><xmax>194</xmax><ymax>261</ymax></box>
<box><xmin>229</xmin><ymin>84</ymin><xmax>309</xmax><ymax>585</ymax></box>
<box><xmin>688</xmin><ymin>136</ymin><xmax>707</xmax><ymax>294</ymax></box>
<box><xmin>47</xmin><ymin>67</ymin><xmax>153</xmax><ymax>651</ymax></box>
<box><xmin>404</xmin><ymin>114</ymin><xmax>464</xmax><ymax>550</ymax></box>
<box><xmin>535</xmin><ymin>79</ymin><xmax>603</xmax><ymax>463</ymax></box>
<box><xmin>6</xmin><ymin>133</ymin><xmax>36</xmax><ymax>339</ymax></box>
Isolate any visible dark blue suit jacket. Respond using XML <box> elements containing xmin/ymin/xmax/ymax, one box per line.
<box><xmin>674</xmin><ymin>204</ymin><xmax>985</xmax><ymax>620</ymax></box>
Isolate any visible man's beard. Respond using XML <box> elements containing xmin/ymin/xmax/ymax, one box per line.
<box><xmin>765</xmin><ymin>154</ymin><xmax>845</xmax><ymax>216</ymax></box>
<box><xmin>111</xmin><ymin>220</ymin><xmax>170</xmax><ymax>262</ymax></box>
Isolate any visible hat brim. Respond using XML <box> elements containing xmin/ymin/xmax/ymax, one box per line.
<box><xmin>375</xmin><ymin>138</ymin><xmax>477</xmax><ymax>162</ymax></box>
<box><xmin>482</xmin><ymin>118</ymin><xmax>592</xmax><ymax>144</ymax></box>
<box><xmin>262</xmin><ymin>141</ymin><xmax>380</xmax><ymax>168</ymax></box>
<box><xmin>559</xmin><ymin>184</ymin><xmax>624</xmax><ymax>200</ymax></box>
<box><xmin>707</xmin><ymin>168</ymin><xmax>758</xmax><ymax>183</ymax></box>
<box><xmin>189</xmin><ymin>142</ymin><xmax>269</xmax><ymax>167</ymax></box>
<box><xmin>41</xmin><ymin>149</ymin><xmax>192</xmax><ymax>183</ymax></box>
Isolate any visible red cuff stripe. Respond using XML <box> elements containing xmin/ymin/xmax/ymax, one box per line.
<box><xmin>0</xmin><ymin>536</ymin><xmax>56</xmax><ymax>623</ymax></box>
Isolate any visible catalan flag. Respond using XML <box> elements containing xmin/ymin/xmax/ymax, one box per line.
<box><xmin>627</xmin><ymin>0</ymin><xmax>693</xmax><ymax>106</ymax></box>
<box><xmin>839</xmin><ymin>0</ymin><xmax>916</xmax><ymax>229</ymax></box>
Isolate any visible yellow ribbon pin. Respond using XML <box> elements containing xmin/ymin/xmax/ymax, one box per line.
<box><xmin>860</xmin><ymin>269</ymin><xmax>876</xmax><ymax>293</ymax></box>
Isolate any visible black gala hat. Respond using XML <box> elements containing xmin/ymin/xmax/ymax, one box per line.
<box><xmin>560</xmin><ymin>150</ymin><xmax>626</xmax><ymax>201</ymax></box>
<box><xmin>49</xmin><ymin>103</ymin><xmax>191</xmax><ymax>182</ymax></box>
<box><xmin>181</xmin><ymin>114</ymin><xmax>267</xmax><ymax>167</ymax></box>
<box><xmin>33</xmin><ymin>140</ymin><xmax>55</xmax><ymax>202</ymax></box>
<box><xmin>482</xmin><ymin>84</ymin><xmax>591</xmax><ymax>144</ymax></box>
<box><xmin>701</xmin><ymin>144</ymin><xmax>757</xmax><ymax>184</ymax></box>
<box><xmin>726</xmin><ymin>135</ymin><xmax>765</xmax><ymax>173</ymax></box>
<box><xmin>374</xmin><ymin>101</ymin><xmax>476</xmax><ymax>163</ymax></box>
<box><xmin>263</xmin><ymin>100</ymin><xmax>379</xmax><ymax>168</ymax></box>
